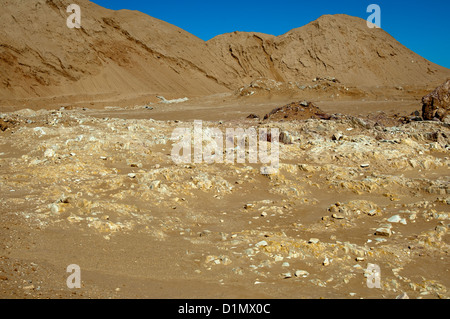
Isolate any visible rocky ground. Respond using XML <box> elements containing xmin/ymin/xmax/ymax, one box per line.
<box><xmin>0</xmin><ymin>101</ymin><xmax>449</xmax><ymax>299</ymax></box>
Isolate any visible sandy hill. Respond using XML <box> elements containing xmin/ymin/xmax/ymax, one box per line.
<box><xmin>208</xmin><ymin>14</ymin><xmax>450</xmax><ymax>89</ymax></box>
<box><xmin>0</xmin><ymin>0</ymin><xmax>230</xmax><ymax>106</ymax></box>
<box><xmin>1</xmin><ymin>0</ymin><xmax>449</xmax><ymax>108</ymax></box>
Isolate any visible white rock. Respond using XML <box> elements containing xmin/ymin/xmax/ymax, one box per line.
<box><xmin>295</xmin><ymin>270</ymin><xmax>309</xmax><ymax>278</ymax></box>
<box><xmin>44</xmin><ymin>149</ymin><xmax>55</xmax><ymax>158</ymax></box>
<box><xmin>375</xmin><ymin>227</ymin><xmax>392</xmax><ymax>237</ymax></box>
<box><xmin>375</xmin><ymin>224</ymin><xmax>392</xmax><ymax>237</ymax></box>
<box><xmin>280</xmin><ymin>131</ymin><xmax>293</xmax><ymax>144</ymax></box>
<box><xmin>388</xmin><ymin>215</ymin><xmax>402</xmax><ymax>223</ymax></box>
<box><xmin>150</xmin><ymin>180</ymin><xmax>161</xmax><ymax>189</ymax></box>
<box><xmin>33</xmin><ymin>127</ymin><xmax>47</xmax><ymax>136</ymax></box>
<box><xmin>244</xmin><ymin>248</ymin><xmax>255</xmax><ymax>255</ymax></box>
<box><xmin>157</xmin><ymin>96</ymin><xmax>189</xmax><ymax>104</ymax></box>
<box><xmin>274</xmin><ymin>255</ymin><xmax>284</xmax><ymax>262</ymax></box>
<box><xmin>368</xmin><ymin>209</ymin><xmax>377</xmax><ymax>216</ymax></box>
<box><xmin>332</xmin><ymin>132</ymin><xmax>343</xmax><ymax>141</ymax></box>
<box><xmin>260</xmin><ymin>166</ymin><xmax>278</xmax><ymax>175</ymax></box>
<box><xmin>50</xmin><ymin>203</ymin><xmax>59</xmax><ymax>214</ymax></box>
<box><xmin>396</xmin><ymin>292</ymin><xmax>409</xmax><ymax>299</ymax></box>
<box><xmin>255</xmin><ymin>240</ymin><xmax>268</xmax><ymax>248</ymax></box>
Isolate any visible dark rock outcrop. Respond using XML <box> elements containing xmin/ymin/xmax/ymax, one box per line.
<box><xmin>422</xmin><ymin>79</ymin><xmax>450</xmax><ymax>122</ymax></box>
<box><xmin>263</xmin><ymin>101</ymin><xmax>331</xmax><ymax>121</ymax></box>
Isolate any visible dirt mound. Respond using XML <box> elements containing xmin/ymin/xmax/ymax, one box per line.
<box><xmin>262</xmin><ymin>101</ymin><xmax>331</xmax><ymax>121</ymax></box>
<box><xmin>422</xmin><ymin>79</ymin><xmax>450</xmax><ymax>122</ymax></box>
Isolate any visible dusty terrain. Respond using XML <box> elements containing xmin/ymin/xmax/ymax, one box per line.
<box><xmin>0</xmin><ymin>92</ymin><xmax>449</xmax><ymax>299</ymax></box>
<box><xmin>0</xmin><ymin>0</ymin><xmax>449</xmax><ymax>300</ymax></box>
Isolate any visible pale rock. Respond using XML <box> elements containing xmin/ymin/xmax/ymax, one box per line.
<box><xmin>375</xmin><ymin>226</ymin><xmax>392</xmax><ymax>237</ymax></box>
<box><xmin>244</xmin><ymin>248</ymin><xmax>255</xmax><ymax>256</ymax></box>
<box><xmin>295</xmin><ymin>270</ymin><xmax>309</xmax><ymax>278</ymax></box>
<box><xmin>256</xmin><ymin>240</ymin><xmax>268</xmax><ymax>248</ymax></box>
<box><xmin>396</xmin><ymin>292</ymin><xmax>409</xmax><ymax>299</ymax></box>
<box><xmin>332</xmin><ymin>132</ymin><xmax>343</xmax><ymax>141</ymax></box>
<box><xmin>280</xmin><ymin>131</ymin><xmax>293</xmax><ymax>144</ymax></box>
<box><xmin>44</xmin><ymin>149</ymin><xmax>55</xmax><ymax>158</ymax></box>
<box><xmin>150</xmin><ymin>180</ymin><xmax>161</xmax><ymax>189</ymax></box>
<box><xmin>221</xmin><ymin>256</ymin><xmax>232</xmax><ymax>266</ymax></box>
<box><xmin>260</xmin><ymin>166</ymin><xmax>278</xmax><ymax>176</ymax></box>
<box><xmin>368</xmin><ymin>209</ymin><xmax>377</xmax><ymax>216</ymax></box>
<box><xmin>33</xmin><ymin>127</ymin><xmax>46</xmax><ymax>136</ymax></box>
<box><xmin>274</xmin><ymin>255</ymin><xmax>284</xmax><ymax>262</ymax></box>
<box><xmin>388</xmin><ymin>215</ymin><xmax>402</xmax><ymax>223</ymax></box>
<box><xmin>50</xmin><ymin>203</ymin><xmax>59</xmax><ymax>214</ymax></box>
<box><xmin>375</xmin><ymin>224</ymin><xmax>392</xmax><ymax>237</ymax></box>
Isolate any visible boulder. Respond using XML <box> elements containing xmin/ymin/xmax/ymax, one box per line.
<box><xmin>280</xmin><ymin>131</ymin><xmax>293</xmax><ymax>144</ymax></box>
<box><xmin>422</xmin><ymin>79</ymin><xmax>450</xmax><ymax>121</ymax></box>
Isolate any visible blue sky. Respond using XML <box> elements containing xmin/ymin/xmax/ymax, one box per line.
<box><xmin>90</xmin><ymin>0</ymin><xmax>450</xmax><ymax>68</ymax></box>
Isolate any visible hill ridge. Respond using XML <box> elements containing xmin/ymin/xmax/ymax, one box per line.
<box><xmin>1</xmin><ymin>0</ymin><xmax>449</xmax><ymax>108</ymax></box>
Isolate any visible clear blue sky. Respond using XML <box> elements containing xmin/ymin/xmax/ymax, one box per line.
<box><xmin>90</xmin><ymin>0</ymin><xmax>450</xmax><ymax>68</ymax></box>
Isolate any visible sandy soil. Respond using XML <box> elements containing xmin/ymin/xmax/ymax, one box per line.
<box><xmin>0</xmin><ymin>93</ymin><xmax>448</xmax><ymax>299</ymax></box>
<box><xmin>1</xmin><ymin>0</ymin><xmax>449</xmax><ymax>301</ymax></box>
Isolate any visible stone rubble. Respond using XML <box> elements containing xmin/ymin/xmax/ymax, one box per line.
<box><xmin>0</xmin><ymin>106</ymin><xmax>448</xmax><ymax>299</ymax></box>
